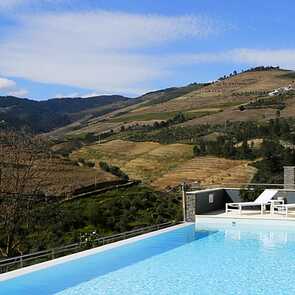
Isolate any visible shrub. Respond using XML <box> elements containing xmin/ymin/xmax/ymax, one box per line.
<box><xmin>99</xmin><ymin>161</ymin><xmax>129</xmax><ymax>180</ymax></box>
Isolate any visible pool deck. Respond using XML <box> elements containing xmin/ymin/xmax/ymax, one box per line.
<box><xmin>196</xmin><ymin>210</ymin><xmax>295</xmax><ymax>221</ymax></box>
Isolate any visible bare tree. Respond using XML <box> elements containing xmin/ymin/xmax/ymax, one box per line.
<box><xmin>0</xmin><ymin>129</ymin><xmax>52</xmax><ymax>257</ymax></box>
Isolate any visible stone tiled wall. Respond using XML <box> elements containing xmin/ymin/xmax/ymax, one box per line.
<box><xmin>284</xmin><ymin>166</ymin><xmax>295</xmax><ymax>190</ymax></box>
<box><xmin>185</xmin><ymin>193</ymin><xmax>196</xmax><ymax>222</ymax></box>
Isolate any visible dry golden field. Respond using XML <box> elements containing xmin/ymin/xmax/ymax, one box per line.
<box><xmin>41</xmin><ymin>157</ymin><xmax>117</xmax><ymax>196</ymax></box>
<box><xmin>70</xmin><ymin>140</ymin><xmax>194</xmax><ymax>184</ymax></box>
<box><xmin>71</xmin><ymin>140</ymin><xmax>257</xmax><ymax>190</ymax></box>
<box><xmin>151</xmin><ymin>156</ymin><xmax>257</xmax><ymax>190</ymax></box>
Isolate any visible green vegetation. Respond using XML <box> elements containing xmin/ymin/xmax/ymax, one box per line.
<box><xmin>0</xmin><ymin>185</ymin><xmax>181</xmax><ymax>256</ymax></box>
<box><xmin>251</xmin><ymin>140</ymin><xmax>295</xmax><ymax>184</ymax></box>
<box><xmin>110</xmin><ymin>111</ymin><xmax>182</xmax><ymax>123</ymax></box>
<box><xmin>110</xmin><ymin>117</ymin><xmax>295</xmax><ymax>185</ymax></box>
<box><xmin>244</xmin><ymin>66</ymin><xmax>281</xmax><ymax>73</ymax></box>
<box><xmin>109</xmin><ymin>110</ymin><xmax>209</xmax><ymax>123</ymax></box>
<box><xmin>280</xmin><ymin>71</ymin><xmax>295</xmax><ymax>79</ymax></box>
<box><xmin>217</xmin><ymin>66</ymin><xmax>280</xmax><ymax>81</ymax></box>
<box><xmin>99</xmin><ymin>161</ymin><xmax>129</xmax><ymax>180</ymax></box>
<box><xmin>239</xmin><ymin>92</ymin><xmax>295</xmax><ymax>111</ymax></box>
<box><xmin>0</xmin><ymin>95</ymin><xmax>129</xmax><ymax>133</ymax></box>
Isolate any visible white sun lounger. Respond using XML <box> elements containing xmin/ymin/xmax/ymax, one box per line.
<box><xmin>272</xmin><ymin>203</ymin><xmax>295</xmax><ymax>217</ymax></box>
<box><xmin>226</xmin><ymin>189</ymin><xmax>278</xmax><ymax>215</ymax></box>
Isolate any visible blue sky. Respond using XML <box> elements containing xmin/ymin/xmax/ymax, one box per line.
<box><xmin>0</xmin><ymin>0</ymin><xmax>294</xmax><ymax>100</ymax></box>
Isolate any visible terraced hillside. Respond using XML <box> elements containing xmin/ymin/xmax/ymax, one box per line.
<box><xmin>54</xmin><ymin>68</ymin><xmax>295</xmax><ymax>139</ymax></box>
<box><xmin>151</xmin><ymin>156</ymin><xmax>257</xmax><ymax>190</ymax></box>
<box><xmin>46</xmin><ymin>69</ymin><xmax>295</xmax><ymax>191</ymax></box>
<box><xmin>129</xmin><ymin>69</ymin><xmax>294</xmax><ymax>114</ymax></box>
<box><xmin>70</xmin><ymin>140</ymin><xmax>194</xmax><ymax>184</ymax></box>
<box><xmin>70</xmin><ymin>140</ymin><xmax>256</xmax><ymax>190</ymax></box>
<box><xmin>39</xmin><ymin>157</ymin><xmax>118</xmax><ymax>196</ymax></box>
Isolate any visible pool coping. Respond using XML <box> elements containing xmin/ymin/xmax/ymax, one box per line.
<box><xmin>0</xmin><ymin>222</ymin><xmax>192</xmax><ymax>282</ymax></box>
<box><xmin>196</xmin><ymin>214</ymin><xmax>295</xmax><ymax>222</ymax></box>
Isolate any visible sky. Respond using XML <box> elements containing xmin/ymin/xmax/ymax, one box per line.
<box><xmin>0</xmin><ymin>0</ymin><xmax>295</xmax><ymax>100</ymax></box>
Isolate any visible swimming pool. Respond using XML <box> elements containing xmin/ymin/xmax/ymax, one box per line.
<box><xmin>1</xmin><ymin>220</ymin><xmax>295</xmax><ymax>294</ymax></box>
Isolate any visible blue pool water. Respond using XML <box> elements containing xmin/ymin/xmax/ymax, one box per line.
<box><xmin>2</xmin><ymin>221</ymin><xmax>295</xmax><ymax>294</ymax></box>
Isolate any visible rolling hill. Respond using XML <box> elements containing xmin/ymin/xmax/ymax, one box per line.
<box><xmin>0</xmin><ymin>95</ymin><xmax>131</xmax><ymax>133</ymax></box>
<box><xmin>3</xmin><ymin>67</ymin><xmax>295</xmax><ymax>191</ymax></box>
<box><xmin>50</xmin><ymin>67</ymin><xmax>295</xmax><ymax>139</ymax></box>
<box><xmin>3</xmin><ymin>68</ymin><xmax>294</xmax><ymax>136</ymax></box>
<box><xmin>106</xmin><ymin>68</ymin><xmax>295</xmax><ymax>127</ymax></box>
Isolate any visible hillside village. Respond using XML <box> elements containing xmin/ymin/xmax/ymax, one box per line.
<box><xmin>269</xmin><ymin>84</ymin><xmax>294</xmax><ymax>96</ymax></box>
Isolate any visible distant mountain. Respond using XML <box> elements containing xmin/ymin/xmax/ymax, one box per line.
<box><xmin>0</xmin><ymin>95</ymin><xmax>130</xmax><ymax>133</ymax></box>
<box><xmin>0</xmin><ymin>83</ymin><xmax>209</xmax><ymax>134</ymax></box>
<box><xmin>135</xmin><ymin>83</ymin><xmax>210</xmax><ymax>106</ymax></box>
<box><xmin>3</xmin><ymin>67</ymin><xmax>295</xmax><ymax>135</ymax></box>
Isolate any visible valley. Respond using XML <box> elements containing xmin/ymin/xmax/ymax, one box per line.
<box><xmin>2</xmin><ymin>67</ymin><xmax>295</xmax><ymax>258</ymax></box>
<box><xmin>2</xmin><ymin>67</ymin><xmax>295</xmax><ymax>191</ymax></box>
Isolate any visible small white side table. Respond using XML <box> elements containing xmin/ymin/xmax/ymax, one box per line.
<box><xmin>270</xmin><ymin>199</ymin><xmax>285</xmax><ymax>215</ymax></box>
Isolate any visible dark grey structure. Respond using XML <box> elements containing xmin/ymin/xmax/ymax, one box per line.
<box><xmin>183</xmin><ymin>167</ymin><xmax>295</xmax><ymax>220</ymax></box>
<box><xmin>186</xmin><ymin>188</ymin><xmax>241</xmax><ymax>215</ymax></box>
<box><xmin>185</xmin><ymin>188</ymin><xmax>295</xmax><ymax>218</ymax></box>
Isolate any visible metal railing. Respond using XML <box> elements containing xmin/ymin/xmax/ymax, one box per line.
<box><xmin>0</xmin><ymin>221</ymin><xmax>179</xmax><ymax>274</ymax></box>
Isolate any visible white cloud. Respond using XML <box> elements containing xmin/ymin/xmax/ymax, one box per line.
<box><xmin>0</xmin><ymin>77</ymin><xmax>28</xmax><ymax>97</ymax></box>
<box><xmin>54</xmin><ymin>92</ymin><xmax>80</xmax><ymax>98</ymax></box>
<box><xmin>7</xmin><ymin>89</ymin><xmax>28</xmax><ymax>97</ymax></box>
<box><xmin>5</xmin><ymin>10</ymin><xmax>293</xmax><ymax>95</ymax></box>
<box><xmin>230</xmin><ymin>49</ymin><xmax>295</xmax><ymax>68</ymax></box>
<box><xmin>0</xmin><ymin>77</ymin><xmax>16</xmax><ymax>90</ymax></box>
<box><xmin>0</xmin><ymin>0</ymin><xmax>67</xmax><ymax>11</ymax></box>
<box><xmin>174</xmin><ymin>49</ymin><xmax>295</xmax><ymax>70</ymax></box>
<box><xmin>0</xmin><ymin>11</ymin><xmax>216</xmax><ymax>94</ymax></box>
<box><xmin>16</xmin><ymin>11</ymin><xmax>214</xmax><ymax>50</ymax></box>
<box><xmin>0</xmin><ymin>0</ymin><xmax>25</xmax><ymax>10</ymax></box>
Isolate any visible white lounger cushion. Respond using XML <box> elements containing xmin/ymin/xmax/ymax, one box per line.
<box><xmin>228</xmin><ymin>189</ymin><xmax>278</xmax><ymax>207</ymax></box>
<box><xmin>229</xmin><ymin>202</ymin><xmax>264</xmax><ymax>207</ymax></box>
<box><xmin>226</xmin><ymin>189</ymin><xmax>279</xmax><ymax>214</ymax></box>
<box><xmin>253</xmin><ymin>189</ymin><xmax>278</xmax><ymax>203</ymax></box>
